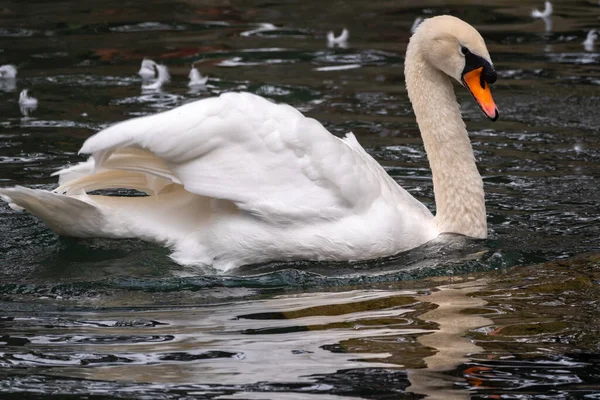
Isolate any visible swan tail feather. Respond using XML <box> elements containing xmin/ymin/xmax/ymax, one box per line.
<box><xmin>0</xmin><ymin>186</ymin><xmax>107</xmax><ymax>237</ymax></box>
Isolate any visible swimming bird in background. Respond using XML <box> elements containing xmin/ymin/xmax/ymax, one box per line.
<box><xmin>18</xmin><ymin>89</ymin><xmax>38</xmax><ymax>116</ymax></box>
<box><xmin>0</xmin><ymin>16</ymin><xmax>500</xmax><ymax>272</ymax></box>
<box><xmin>0</xmin><ymin>64</ymin><xmax>17</xmax><ymax>79</ymax></box>
<box><xmin>327</xmin><ymin>28</ymin><xmax>349</xmax><ymax>48</ymax></box>
<box><xmin>531</xmin><ymin>1</ymin><xmax>553</xmax><ymax>32</ymax></box>
<box><xmin>141</xmin><ymin>63</ymin><xmax>170</xmax><ymax>90</ymax></box>
<box><xmin>411</xmin><ymin>17</ymin><xmax>423</xmax><ymax>34</ymax></box>
<box><xmin>531</xmin><ymin>1</ymin><xmax>553</xmax><ymax>18</ymax></box>
<box><xmin>188</xmin><ymin>63</ymin><xmax>208</xmax><ymax>87</ymax></box>
<box><xmin>138</xmin><ymin>58</ymin><xmax>158</xmax><ymax>80</ymax></box>
<box><xmin>583</xmin><ymin>29</ymin><xmax>598</xmax><ymax>51</ymax></box>
<box><xmin>18</xmin><ymin>89</ymin><xmax>37</xmax><ymax>107</ymax></box>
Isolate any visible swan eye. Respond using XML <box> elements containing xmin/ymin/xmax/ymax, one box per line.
<box><xmin>460</xmin><ymin>46</ymin><xmax>469</xmax><ymax>55</ymax></box>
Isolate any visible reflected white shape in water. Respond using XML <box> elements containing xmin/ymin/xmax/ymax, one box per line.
<box><xmin>240</xmin><ymin>22</ymin><xmax>277</xmax><ymax>37</ymax></box>
<box><xmin>0</xmin><ymin>78</ymin><xmax>16</xmax><ymax>92</ymax></box>
<box><xmin>188</xmin><ymin>63</ymin><xmax>208</xmax><ymax>87</ymax></box>
<box><xmin>583</xmin><ymin>29</ymin><xmax>598</xmax><ymax>51</ymax></box>
<box><xmin>326</xmin><ymin>28</ymin><xmax>349</xmax><ymax>48</ymax></box>
<box><xmin>0</xmin><ymin>64</ymin><xmax>17</xmax><ymax>79</ymax></box>
<box><xmin>531</xmin><ymin>1</ymin><xmax>553</xmax><ymax>32</ymax></box>
<box><xmin>407</xmin><ymin>279</ymin><xmax>493</xmax><ymax>400</ymax></box>
<box><xmin>138</xmin><ymin>58</ymin><xmax>157</xmax><ymax>80</ymax></box>
<box><xmin>19</xmin><ymin>89</ymin><xmax>38</xmax><ymax>116</ymax></box>
<box><xmin>51</xmin><ymin>289</ymin><xmax>425</xmax><ymax>385</ymax></box>
<box><xmin>411</xmin><ymin>17</ymin><xmax>423</xmax><ymax>34</ymax></box>
<box><xmin>315</xmin><ymin>64</ymin><xmax>361</xmax><ymax>72</ymax></box>
<box><xmin>142</xmin><ymin>63</ymin><xmax>170</xmax><ymax>91</ymax></box>
<box><xmin>216</xmin><ymin>57</ymin><xmax>261</xmax><ymax>67</ymax></box>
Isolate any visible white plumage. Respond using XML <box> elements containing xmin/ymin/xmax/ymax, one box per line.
<box><xmin>188</xmin><ymin>64</ymin><xmax>208</xmax><ymax>86</ymax></box>
<box><xmin>0</xmin><ymin>16</ymin><xmax>498</xmax><ymax>272</ymax></box>
<box><xmin>18</xmin><ymin>89</ymin><xmax>37</xmax><ymax>107</ymax></box>
<box><xmin>1</xmin><ymin>93</ymin><xmax>437</xmax><ymax>270</ymax></box>
<box><xmin>141</xmin><ymin>63</ymin><xmax>170</xmax><ymax>90</ymax></box>
<box><xmin>138</xmin><ymin>58</ymin><xmax>157</xmax><ymax>80</ymax></box>
<box><xmin>0</xmin><ymin>64</ymin><xmax>17</xmax><ymax>79</ymax></box>
<box><xmin>583</xmin><ymin>29</ymin><xmax>597</xmax><ymax>51</ymax></box>
<box><xmin>531</xmin><ymin>1</ymin><xmax>553</xmax><ymax>18</ymax></box>
<box><xmin>326</xmin><ymin>29</ymin><xmax>349</xmax><ymax>48</ymax></box>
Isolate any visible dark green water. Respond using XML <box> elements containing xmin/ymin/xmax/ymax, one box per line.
<box><xmin>0</xmin><ymin>0</ymin><xmax>599</xmax><ymax>398</ymax></box>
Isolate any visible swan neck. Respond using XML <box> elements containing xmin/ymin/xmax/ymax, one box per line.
<box><xmin>404</xmin><ymin>41</ymin><xmax>487</xmax><ymax>238</ymax></box>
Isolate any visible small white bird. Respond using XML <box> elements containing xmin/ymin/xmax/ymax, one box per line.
<box><xmin>19</xmin><ymin>89</ymin><xmax>38</xmax><ymax>116</ymax></box>
<box><xmin>188</xmin><ymin>63</ymin><xmax>208</xmax><ymax>87</ymax></box>
<box><xmin>19</xmin><ymin>89</ymin><xmax>37</xmax><ymax>107</ymax></box>
<box><xmin>142</xmin><ymin>63</ymin><xmax>170</xmax><ymax>90</ymax></box>
<box><xmin>411</xmin><ymin>17</ymin><xmax>423</xmax><ymax>34</ymax></box>
<box><xmin>326</xmin><ymin>28</ymin><xmax>349</xmax><ymax>48</ymax></box>
<box><xmin>0</xmin><ymin>64</ymin><xmax>17</xmax><ymax>79</ymax></box>
<box><xmin>138</xmin><ymin>58</ymin><xmax>157</xmax><ymax>80</ymax></box>
<box><xmin>531</xmin><ymin>1</ymin><xmax>553</xmax><ymax>18</ymax></box>
<box><xmin>583</xmin><ymin>29</ymin><xmax>598</xmax><ymax>51</ymax></box>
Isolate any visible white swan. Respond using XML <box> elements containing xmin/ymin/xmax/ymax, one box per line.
<box><xmin>0</xmin><ymin>16</ymin><xmax>499</xmax><ymax>271</ymax></box>
<box><xmin>18</xmin><ymin>89</ymin><xmax>38</xmax><ymax>107</ymax></box>
<box><xmin>141</xmin><ymin>63</ymin><xmax>170</xmax><ymax>90</ymax></box>
<box><xmin>137</xmin><ymin>58</ymin><xmax>157</xmax><ymax>80</ymax></box>
<box><xmin>18</xmin><ymin>89</ymin><xmax>38</xmax><ymax>116</ymax></box>
<box><xmin>188</xmin><ymin>63</ymin><xmax>208</xmax><ymax>86</ymax></box>
<box><xmin>0</xmin><ymin>64</ymin><xmax>17</xmax><ymax>79</ymax></box>
<box><xmin>531</xmin><ymin>1</ymin><xmax>553</xmax><ymax>18</ymax></box>
<box><xmin>326</xmin><ymin>28</ymin><xmax>349</xmax><ymax>48</ymax></box>
<box><xmin>583</xmin><ymin>29</ymin><xmax>597</xmax><ymax>51</ymax></box>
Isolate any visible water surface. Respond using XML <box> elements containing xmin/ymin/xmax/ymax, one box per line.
<box><xmin>0</xmin><ymin>0</ymin><xmax>599</xmax><ymax>398</ymax></box>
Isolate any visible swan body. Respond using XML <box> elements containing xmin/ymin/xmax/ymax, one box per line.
<box><xmin>138</xmin><ymin>58</ymin><xmax>156</xmax><ymax>80</ymax></box>
<box><xmin>327</xmin><ymin>29</ymin><xmax>349</xmax><ymax>48</ymax></box>
<box><xmin>583</xmin><ymin>29</ymin><xmax>597</xmax><ymax>51</ymax></box>
<box><xmin>18</xmin><ymin>89</ymin><xmax>38</xmax><ymax>107</ymax></box>
<box><xmin>0</xmin><ymin>16</ymin><xmax>499</xmax><ymax>271</ymax></box>
<box><xmin>0</xmin><ymin>64</ymin><xmax>17</xmax><ymax>79</ymax></box>
<box><xmin>142</xmin><ymin>63</ymin><xmax>170</xmax><ymax>90</ymax></box>
<box><xmin>188</xmin><ymin>64</ymin><xmax>208</xmax><ymax>86</ymax></box>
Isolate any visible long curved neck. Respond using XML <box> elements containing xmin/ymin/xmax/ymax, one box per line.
<box><xmin>404</xmin><ymin>41</ymin><xmax>487</xmax><ymax>238</ymax></box>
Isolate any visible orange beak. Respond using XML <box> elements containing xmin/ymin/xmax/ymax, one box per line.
<box><xmin>462</xmin><ymin>67</ymin><xmax>499</xmax><ymax>121</ymax></box>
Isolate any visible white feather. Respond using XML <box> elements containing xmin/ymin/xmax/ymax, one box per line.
<box><xmin>1</xmin><ymin>17</ymin><xmax>499</xmax><ymax>271</ymax></box>
<box><xmin>0</xmin><ymin>64</ymin><xmax>17</xmax><ymax>79</ymax></box>
<box><xmin>138</xmin><ymin>58</ymin><xmax>157</xmax><ymax>80</ymax></box>
<box><xmin>327</xmin><ymin>28</ymin><xmax>349</xmax><ymax>48</ymax></box>
<box><xmin>583</xmin><ymin>29</ymin><xmax>597</xmax><ymax>51</ymax></box>
<box><xmin>1</xmin><ymin>92</ymin><xmax>437</xmax><ymax>270</ymax></box>
<box><xmin>18</xmin><ymin>89</ymin><xmax>38</xmax><ymax>107</ymax></box>
<box><xmin>188</xmin><ymin>64</ymin><xmax>208</xmax><ymax>86</ymax></box>
<box><xmin>142</xmin><ymin>64</ymin><xmax>170</xmax><ymax>90</ymax></box>
<box><xmin>531</xmin><ymin>1</ymin><xmax>553</xmax><ymax>18</ymax></box>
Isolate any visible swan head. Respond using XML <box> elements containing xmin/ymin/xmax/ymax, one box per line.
<box><xmin>412</xmin><ymin>15</ymin><xmax>499</xmax><ymax>121</ymax></box>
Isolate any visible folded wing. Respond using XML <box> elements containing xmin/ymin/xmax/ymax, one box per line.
<box><xmin>72</xmin><ymin>92</ymin><xmax>390</xmax><ymax>223</ymax></box>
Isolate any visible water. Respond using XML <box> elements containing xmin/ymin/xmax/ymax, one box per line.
<box><xmin>0</xmin><ymin>0</ymin><xmax>599</xmax><ymax>398</ymax></box>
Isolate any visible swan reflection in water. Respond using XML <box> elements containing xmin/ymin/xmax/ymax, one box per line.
<box><xmin>407</xmin><ymin>280</ymin><xmax>493</xmax><ymax>399</ymax></box>
<box><xmin>28</xmin><ymin>279</ymin><xmax>491</xmax><ymax>399</ymax></box>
